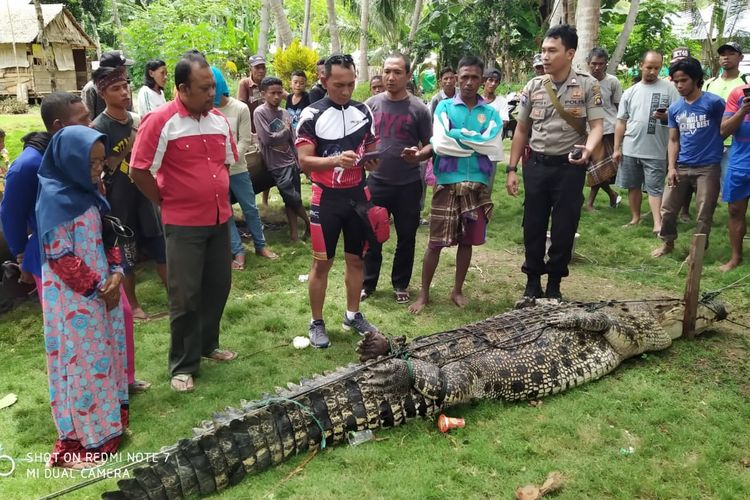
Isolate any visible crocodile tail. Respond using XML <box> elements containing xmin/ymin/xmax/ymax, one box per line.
<box><xmin>104</xmin><ymin>362</ymin><xmax>440</xmax><ymax>499</ymax></box>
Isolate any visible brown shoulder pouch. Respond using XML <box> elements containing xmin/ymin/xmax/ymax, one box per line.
<box><xmin>542</xmin><ymin>78</ymin><xmax>616</xmax><ymax>186</ymax></box>
<box><xmin>542</xmin><ymin>78</ymin><xmax>586</xmax><ymax>135</ymax></box>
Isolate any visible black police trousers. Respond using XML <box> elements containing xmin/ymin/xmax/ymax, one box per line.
<box><xmin>521</xmin><ymin>154</ymin><xmax>586</xmax><ymax>279</ymax></box>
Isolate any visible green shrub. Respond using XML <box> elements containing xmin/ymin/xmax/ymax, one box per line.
<box><xmin>0</xmin><ymin>98</ymin><xmax>29</xmax><ymax>115</ymax></box>
<box><xmin>273</xmin><ymin>40</ymin><xmax>319</xmax><ymax>89</ymax></box>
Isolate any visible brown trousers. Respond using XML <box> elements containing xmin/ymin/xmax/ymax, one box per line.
<box><xmin>659</xmin><ymin>165</ymin><xmax>720</xmax><ymax>244</ymax></box>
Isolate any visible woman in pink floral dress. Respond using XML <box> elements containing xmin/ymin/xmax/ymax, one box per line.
<box><xmin>36</xmin><ymin>126</ymin><xmax>128</xmax><ymax>469</ymax></box>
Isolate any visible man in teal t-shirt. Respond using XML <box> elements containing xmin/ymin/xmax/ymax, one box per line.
<box><xmin>704</xmin><ymin>41</ymin><xmax>748</xmax><ymax>177</ymax></box>
<box><xmin>409</xmin><ymin>55</ymin><xmax>503</xmax><ymax>314</ymax></box>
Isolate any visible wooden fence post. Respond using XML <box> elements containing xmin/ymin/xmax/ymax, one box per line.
<box><xmin>682</xmin><ymin>233</ymin><xmax>707</xmax><ymax>339</ymax></box>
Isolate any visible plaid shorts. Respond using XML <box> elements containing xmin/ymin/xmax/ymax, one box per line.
<box><xmin>428</xmin><ymin>182</ymin><xmax>492</xmax><ymax>248</ymax></box>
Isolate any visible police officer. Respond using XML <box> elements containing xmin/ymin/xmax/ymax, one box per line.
<box><xmin>506</xmin><ymin>24</ymin><xmax>604</xmax><ymax>301</ymax></box>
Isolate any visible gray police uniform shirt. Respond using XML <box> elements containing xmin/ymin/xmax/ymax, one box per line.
<box><xmin>518</xmin><ymin>70</ymin><xmax>605</xmax><ymax>156</ymax></box>
<box><xmin>617</xmin><ymin>79</ymin><xmax>679</xmax><ymax>160</ymax></box>
<box><xmin>598</xmin><ymin>73</ymin><xmax>623</xmax><ymax>135</ymax></box>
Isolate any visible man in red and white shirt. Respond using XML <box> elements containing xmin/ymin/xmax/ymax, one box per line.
<box><xmin>130</xmin><ymin>52</ymin><xmax>239</xmax><ymax>392</ymax></box>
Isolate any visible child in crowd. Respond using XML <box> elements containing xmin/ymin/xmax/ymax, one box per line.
<box><xmin>285</xmin><ymin>70</ymin><xmax>310</xmax><ymax>130</ymax></box>
<box><xmin>254</xmin><ymin>77</ymin><xmax>311</xmax><ymax>242</ymax></box>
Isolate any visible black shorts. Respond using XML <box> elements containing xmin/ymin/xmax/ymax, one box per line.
<box><xmin>269</xmin><ymin>165</ymin><xmax>303</xmax><ymax>209</ymax></box>
<box><xmin>309</xmin><ymin>183</ymin><xmax>369</xmax><ymax>260</ymax></box>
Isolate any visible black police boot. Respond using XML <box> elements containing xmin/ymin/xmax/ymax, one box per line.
<box><xmin>545</xmin><ymin>276</ymin><xmax>562</xmax><ymax>301</ymax></box>
<box><xmin>523</xmin><ymin>275</ymin><xmax>543</xmax><ymax>299</ymax></box>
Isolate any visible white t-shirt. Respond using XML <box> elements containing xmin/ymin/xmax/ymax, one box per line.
<box><xmin>617</xmin><ymin>79</ymin><xmax>680</xmax><ymax>160</ymax></box>
<box><xmin>136</xmin><ymin>85</ymin><xmax>166</xmax><ymax>116</ymax></box>
<box><xmin>484</xmin><ymin>95</ymin><xmax>508</xmax><ymax>162</ymax></box>
<box><xmin>486</xmin><ymin>95</ymin><xmax>510</xmax><ymax>122</ymax></box>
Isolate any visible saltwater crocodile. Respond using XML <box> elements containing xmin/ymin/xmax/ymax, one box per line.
<box><xmin>103</xmin><ymin>298</ymin><xmax>726</xmax><ymax>499</ymax></box>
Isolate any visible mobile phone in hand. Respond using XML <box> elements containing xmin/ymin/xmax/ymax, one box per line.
<box><xmin>743</xmin><ymin>87</ymin><xmax>750</xmax><ymax>98</ymax></box>
<box><xmin>359</xmin><ymin>150</ymin><xmax>382</xmax><ymax>163</ymax></box>
<box><xmin>358</xmin><ymin>145</ymin><xmax>391</xmax><ymax>165</ymax></box>
<box><xmin>655</xmin><ymin>107</ymin><xmax>667</xmax><ymax>114</ymax></box>
<box><xmin>569</xmin><ymin>147</ymin><xmax>583</xmax><ymax>161</ymax></box>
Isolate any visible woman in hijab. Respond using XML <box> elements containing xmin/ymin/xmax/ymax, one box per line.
<box><xmin>36</xmin><ymin>125</ymin><xmax>128</xmax><ymax>469</ymax></box>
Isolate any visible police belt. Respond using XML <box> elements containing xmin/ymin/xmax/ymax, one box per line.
<box><xmin>530</xmin><ymin>151</ymin><xmax>571</xmax><ymax>165</ymax></box>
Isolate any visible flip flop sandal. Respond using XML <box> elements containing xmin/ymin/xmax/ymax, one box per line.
<box><xmin>129</xmin><ymin>379</ymin><xmax>152</xmax><ymax>394</ymax></box>
<box><xmin>360</xmin><ymin>289</ymin><xmax>373</xmax><ymax>301</ymax></box>
<box><xmin>132</xmin><ymin>308</ymin><xmax>150</xmax><ymax>322</ymax></box>
<box><xmin>394</xmin><ymin>290</ymin><xmax>410</xmax><ymax>304</ymax></box>
<box><xmin>171</xmin><ymin>374</ymin><xmax>194</xmax><ymax>392</ymax></box>
<box><xmin>231</xmin><ymin>259</ymin><xmax>245</xmax><ymax>270</ymax></box>
<box><xmin>203</xmin><ymin>349</ymin><xmax>238</xmax><ymax>362</ymax></box>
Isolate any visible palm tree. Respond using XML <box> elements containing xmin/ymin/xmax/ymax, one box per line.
<box><xmin>327</xmin><ymin>0</ymin><xmax>342</xmax><ymax>53</ymax></box>
<box><xmin>572</xmin><ymin>0</ymin><xmax>600</xmax><ymax>71</ymax></box>
<box><xmin>302</xmin><ymin>0</ymin><xmax>312</xmax><ymax>46</ymax></box>
<box><xmin>608</xmin><ymin>0</ymin><xmax>640</xmax><ymax>74</ymax></box>
<box><xmin>358</xmin><ymin>0</ymin><xmax>370</xmax><ymax>82</ymax></box>
<box><xmin>33</xmin><ymin>0</ymin><xmax>56</xmax><ymax>91</ymax></box>
<box><xmin>258</xmin><ymin>0</ymin><xmax>270</xmax><ymax>56</ymax></box>
<box><xmin>269</xmin><ymin>0</ymin><xmax>293</xmax><ymax>49</ymax></box>
<box><xmin>683</xmin><ymin>0</ymin><xmax>746</xmax><ymax>73</ymax></box>
<box><xmin>407</xmin><ymin>0</ymin><xmax>424</xmax><ymax>46</ymax></box>
<box><xmin>346</xmin><ymin>0</ymin><xmax>411</xmax><ymax>53</ymax></box>
<box><xmin>111</xmin><ymin>0</ymin><xmax>123</xmax><ymax>48</ymax></box>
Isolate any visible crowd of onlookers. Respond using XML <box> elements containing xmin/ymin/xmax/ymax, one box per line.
<box><xmin>0</xmin><ymin>26</ymin><xmax>748</xmax><ymax>468</ymax></box>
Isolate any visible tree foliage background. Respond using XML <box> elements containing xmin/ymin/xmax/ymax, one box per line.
<box><xmin>46</xmin><ymin>0</ymin><xmax>745</xmax><ymax>89</ymax></box>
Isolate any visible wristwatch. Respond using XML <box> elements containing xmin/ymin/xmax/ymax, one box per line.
<box><xmin>505</xmin><ymin>165</ymin><xmax>518</xmax><ymax>174</ymax></box>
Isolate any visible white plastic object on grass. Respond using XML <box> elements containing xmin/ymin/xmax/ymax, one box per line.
<box><xmin>292</xmin><ymin>336</ymin><xmax>311</xmax><ymax>349</ymax></box>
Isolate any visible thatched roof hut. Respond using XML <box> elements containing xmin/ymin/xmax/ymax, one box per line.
<box><xmin>0</xmin><ymin>0</ymin><xmax>95</xmax><ymax>99</ymax></box>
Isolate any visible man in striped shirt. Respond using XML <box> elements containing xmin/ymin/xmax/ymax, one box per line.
<box><xmin>295</xmin><ymin>54</ymin><xmax>380</xmax><ymax>348</ymax></box>
<box><xmin>130</xmin><ymin>52</ymin><xmax>239</xmax><ymax>392</ymax></box>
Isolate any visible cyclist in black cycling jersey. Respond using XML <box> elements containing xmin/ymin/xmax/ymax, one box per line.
<box><xmin>295</xmin><ymin>54</ymin><xmax>381</xmax><ymax>348</ymax></box>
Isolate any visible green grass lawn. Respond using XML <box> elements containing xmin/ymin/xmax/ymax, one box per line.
<box><xmin>0</xmin><ymin>112</ymin><xmax>44</xmax><ymax>162</ymax></box>
<box><xmin>0</xmin><ymin>130</ymin><xmax>749</xmax><ymax>499</ymax></box>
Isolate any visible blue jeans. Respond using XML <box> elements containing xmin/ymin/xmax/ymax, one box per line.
<box><xmin>228</xmin><ymin>171</ymin><xmax>266</xmax><ymax>256</ymax></box>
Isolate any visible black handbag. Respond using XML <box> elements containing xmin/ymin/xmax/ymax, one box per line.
<box><xmin>101</xmin><ymin>214</ymin><xmax>134</xmax><ymax>249</ymax></box>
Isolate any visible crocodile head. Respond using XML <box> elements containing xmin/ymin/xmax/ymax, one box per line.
<box><xmin>603</xmin><ymin>298</ymin><xmax>728</xmax><ymax>358</ymax></box>
<box><xmin>654</xmin><ymin>298</ymin><xmax>728</xmax><ymax>339</ymax></box>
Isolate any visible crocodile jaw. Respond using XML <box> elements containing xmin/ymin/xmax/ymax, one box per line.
<box><xmin>659</xmin><ymin>302</ymin><xmax>727</xmax><ymax>340</ymax></box>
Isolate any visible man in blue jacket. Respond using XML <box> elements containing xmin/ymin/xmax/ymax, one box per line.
<box><xmin>0</xmin><ymin>92</ymin><xmax>90</xmax><ymax>291</ymax></box>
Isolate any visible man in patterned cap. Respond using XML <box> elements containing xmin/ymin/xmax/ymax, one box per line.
<box><xmin>82</xmin><ymin>51</ymin><xmax>134</xmax><ymax>120</ymax></box>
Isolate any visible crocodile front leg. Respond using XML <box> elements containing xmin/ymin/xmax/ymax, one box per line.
<box><xmin>357</xmin><ymin>332</ymin><xmax>407</xmax><ymax>361</ymax></box>
<box><xmin>547</xmin><ymin>310</ymin><xmax>612</xmax><ymax>332</ymax></box>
